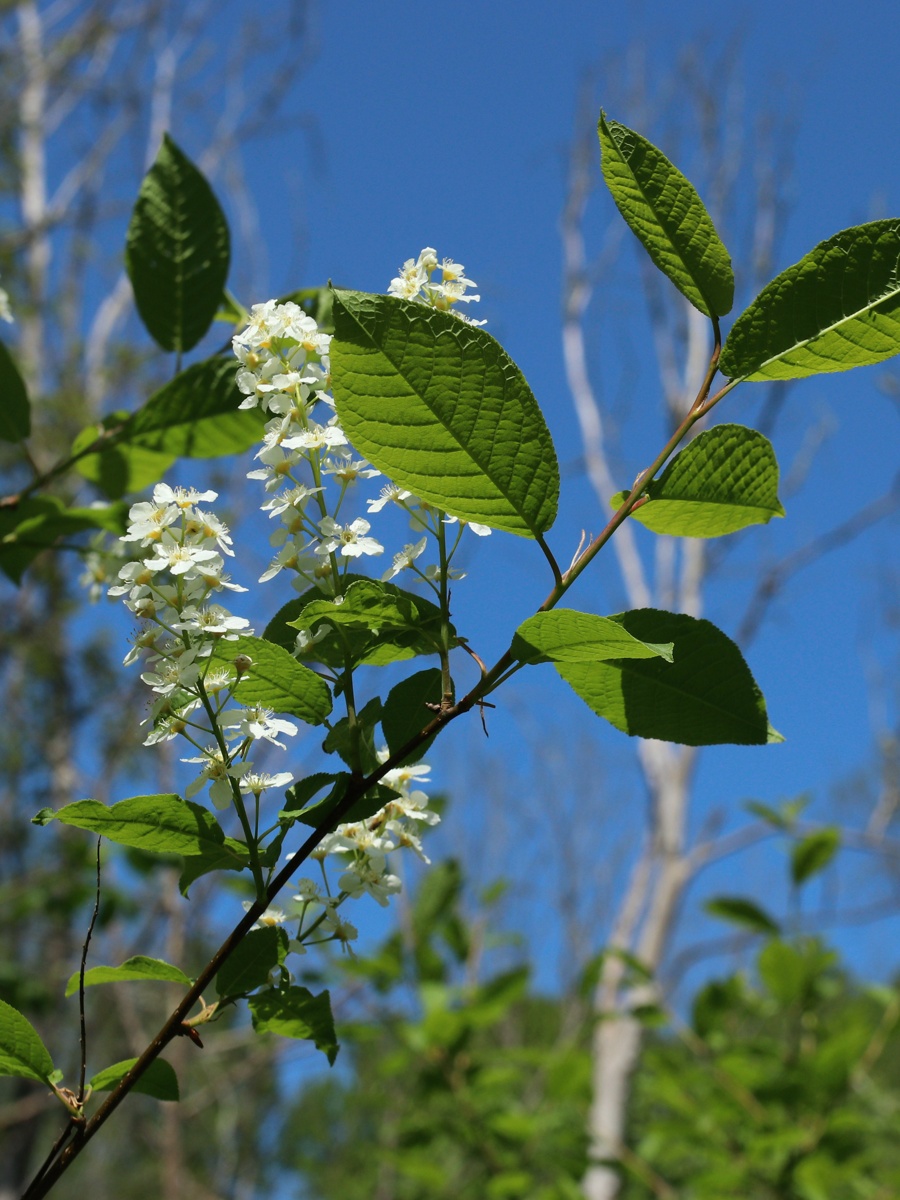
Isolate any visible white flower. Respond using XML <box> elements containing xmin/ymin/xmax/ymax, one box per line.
<box><xmin>338</xmin><ymin>856</ymin><xmax>401</xmax><ymax>907</ymax></box>
<box><xmin>0</xmin><ymin>282</ymin><xmax>13</xmax><ymax>323</ymax></box>
<box><xmin>321</xmin><ymin>454</ymin><xmax>381</xmax><ymax>484</ymax></box>
<box><xmin>242</xmin><ymin>901</ymin><xmax>287</xmax><ymax>929</ymax></box>
<box><xmin>221</xmin><ymin>705</ymin><xmax>298</xmax><ymax>749</ymax></box>
<box><xmin>259</xmin><ymin>542</ymin><xmax>311</xmax><ymax>583</ymax></box>
<box><xmin>382</xmin><ymin>537</ymin><xmax>427</xmax><ymax>581</ymax></box>
<box><xmin>238</xmin><ymin>770</ymin><xmax>294</xmax><ymax>797</ymax></box>
<box><xmin>367</xmin><ymin>483</ymin><xmax>413</xmax><ymax>514</ymax></box>
<box><xmin>293</xmin><ymin>878</ymin><xmax>322</xmax><ymax>904</ymax></box>
<box><xmin>444</xmin><ymin>514</ymin><xmax>492</xmax><ymax>537</ymax></box>
<box><xmin>315</xmin><ymin>516</ymin><xmax>383</xmax><ymax>559</ymax></box>
<box><xmin>320</xmin><ymin>909</ymin><xmax>358</xmax><ymax>949</ymax></box>
<box><xmin>144</xmin><ymin>539</ymin><xmax>222</xmax><ymax>578</ymax></box>
<box><xmin>171</xmin><ymin>605</ymin><xmax>250</xmax><ymax>636</ymax></box>
<box><xmin>281</xmin><ymin>421</ymin><xmax>348</xmax><ymax>453</ymax></box>
<box><xmin>140</xmin><ymin>648</ymin><xmax>201</xmax><ymax>695</ymax></box>
<box><xmin>154</xmin><ymin>483</ymin><xmax>218</xmax><ymax>509</ymax></box>
<box><xmin>182</xmin><ymin>749</ymin><xmax>252</xmax><ymax>807</ymax></box>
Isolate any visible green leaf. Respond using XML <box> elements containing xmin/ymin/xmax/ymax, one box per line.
<box><xmin>553</xmin><ymin>609</ymin><xmax>780</xmax><ymax>746</ymax></box>
<box><xmin>89</xmin><ymin>1057</ymin><xmax>179</xmax><ymax>1102</ymax></box>
<box><xmin>125</xmin><ymin>133</ymin><xmax>230</xmax><ymax>353</ymax></box>
<box><xmin>0</xmin><ymin>496</ymin><xmax>128</xmax><ymax>584</ymax></box>
<box><xmin>758</xmin><ymin>939</ymin><xmax>836</xmax><ymax>1007</ymax></box>
<box><xmin>597</xmin><ymin>113</ymin><xmax>734</xmax><ymax>318</ymax></box>
<box><xmin>0</xmin><ymin>338</ymin><xmax>30</xmax><ymax>442</ymax></box>
<box><xmin>512</xmin><ymin>609</ymin><xmax>674</xmax><ymax>666</ymax></box>
<box><xmin>704</xmin><ymin>896</ymin><xmax>780</xmax><ymax>936</ymax></box>
<box><xmin>720</xmin><ymin>219</ymin><xmax>900</xmax><ymax>381</ymax></box>
<box><xmin>322</xmin><ymin>697</ymin><xmax>383</xmax><ymax>773</ymax></box>
<box><xmin>294</xmin><ymin>776</ymin><xmax>399</xmax><ymax>830</ymax></box>
<box><xmin>36</xmin><ymin>794</ymin><xmax>240</xmax><ymax>858</ymax></box>
<box><xmin>209</xmin><ymin>634</ymin><xmax>332</xmax><ymax>725</ymax></box>
<box><xmin>216</xmin><ymin>927</ymin><xmax>288</xmax><ymax>998</ymax></box>
<box><xmin>179</xmin><ymin>838</ymin><xmax>250</xmax><ymax>896</ymax></box>
<box><xmin>0</xmin><ymin>999</ymin><xmax>54</xmax><ymax>1084</ymax></box>
<box><xmin>73</xmin><ymin>357</ymin><xmax>264</xmax><ymax>499</ymax></box>
<box><xmin>381</xmin><ymin>667</ymin><xmax>444</xmax><ymax>764</ymax></box>
<box><xmin>65</xmin><ymin>956</ymin><xmax>191</xmax><ymax>998</ymax></box>
<box><xmin>610</xmin><ymin>425</ymin><xmax>785</xmax><ymax>538</ymax></box>
<box><xmin>249</xmin><ymin>986</ymin><xmax>338</xmax><ymax>1065</ymax></box>
<box><xmin>791</xmin><ymin>828</ymin><xmax>840</xmax><ymax>886</ymax></box>
<box><xmin>74</xmin><ymin>422</ymin><xmax>176</xmax><ymax>499</ymax></box>
<box><xmin>284</xmin><ymin>577</ymin><xmax>448</xmax><ymax>669</ymax></box>
<box><xmin>280</xmin><ymin>773</ymin><xmax>341</xmax><ymax>820</ymax></box>
<box><xmin>331</xmin><ymin>289</ymin><xmax>559</xmax><ymax>537</ymax></box>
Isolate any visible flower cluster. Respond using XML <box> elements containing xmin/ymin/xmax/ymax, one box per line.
<box><xmin>232</xmin><ymin>299</ymin><xmax>386</xmax><ymax>594</ymax></box>
<box><xmin>264</xmin><ymin>754</ymin><xmax>440</xmax><ymax>957</ymax></box>
<box><xmin>232</xmin><ymin>254</ymin><xmax>491</xmax><ymax>612</ymax></box>
<box><xmin>388</xmin><ymin>247</ymin><xmax>485</xmax><ymax>324</ymax></box>
<box><xmin>108</xmin><ymin>484</ymin><xmax>298</xmax><ymax>812</ymax></box>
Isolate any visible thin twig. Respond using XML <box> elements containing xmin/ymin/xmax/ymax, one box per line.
<box><xmin>78</xmin><ymin>839</ymin><xmax>102</xmax><ymax>1102</ymax></box>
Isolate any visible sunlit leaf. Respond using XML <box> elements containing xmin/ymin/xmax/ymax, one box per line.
<box><xmin>611</xmin><ymin>425</ymin><xmax>784</xmax><ymax>537</ymax></box>
<box><xmin>66</xmin><ymin>956</ymin><xmax>191</xmax><ymax>998</ymax></box>
<box><xmin>34</xmin><ymin>794</ymin><xmax>239</xmax><ymax>859</ymax></box>
<box><xmin>513</xmin><ymin>609</ymin><xmax>673</xmax><ymax>665</ymax></box>
<box><xmin>721</xmin><ymin>220</ymin><xmax>900</xmax><ymax>380</ymax></box>
<box><xmin>89</xmin><ymin>1057</ymin><xmax>179</xmax><ymax>1101</ymax></box>
<box><xmin>598</xmin><ymin>112</ymin><xmax>734</xmax><ymax>317</ymax></box>
<box><xmin>331</xmin><ymin>289</ymin><xmax>558</xmax><ymax>537</ymax></box>
<box><xmin>0</xmin><ymin>999</ymin><xmax>54</xmax><ymax>1084</ymax></box>
<box><xmin>209</xmin><ymin>633</ymin><xmax>332</xmax><ymax>725</ymax></box>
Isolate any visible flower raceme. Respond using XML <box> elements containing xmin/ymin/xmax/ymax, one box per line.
<box><xmin>102</xmin><ymin>251</ymin><xmax>474</xmax><ymax>963</ymax></box>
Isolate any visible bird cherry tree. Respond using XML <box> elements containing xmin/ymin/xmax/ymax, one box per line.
<box><xmin>2</xmin><ymin>115</ymin><xmax>900</xmax><ymax>1197</ymax></box>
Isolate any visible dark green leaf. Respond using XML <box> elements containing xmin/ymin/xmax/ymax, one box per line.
<box><xmin>179</xmin><ymin>837</ymin><xmax>250</xmax><ymax>896</ymax></box>
<box><xmin>284</xmin><ymin>577</ymin><xmax>447</xmax><ymax>669</ymax></box>
<box><xmin>720</xmin><ymin>220</ymin><xmax>900</xmax><ymax>381</ymax></box>
<box><xmin>322</xmin><ymin>697</ymin><xmax>382</xmax><ymax>772</ymax></box>
<box><xmin>294</xmin><ymin>776</ymin><xmax>399</xmax><ymax>830</ymax></box>
<box><xmin>512</xmin><ymin>609</ymin><xmax>673</xmax><ymax>665</ymax></box>
<box><xmin>554</xmin><ymin>609</ymin><xmax>781</xmax><ymax>746</ymax></box>
<box><xmin>66</xmin><ymin>956</ymin><xmax>191</xmax><ymax>998</ymax></box>
<box><xmin>125</xmin><ymin>133</ymin><xmax>230</xmax><ymax>353</ymax></box>
<box><xmin>597</xmin><ymin>113</ymin><xmax>734</xmax><ymax>318</ymax></box>
<box><xmin>704</xmin><ymin>896</ymin><xmax>780</xmax><ymax>936</ymax></box>
<box><xmin>610</xmin><ymin>425</ymin><xmax>785</xmax><ymax>538</ymax></box>
<box><xmin>332</xmin><ymin>289</ymin><xmax>559</xmax><ymax>537</ymax></box>
<box><xmin>791</xmin><ymin>828</ymin><xmax>840</xmax><ymax>886</ymax></box>
<box><xmin>280</xmin><ymin>773</ymin><xmax>342</xmax><ymax>819</ymax></box>
<box><xmin>0</xmin><ymin>338</ymin><xmax>30</xmax><ymax>442</ymax></box>
<box><xmin>249</xmin><ymin>986</ymin><xmax>339</xmax><ymax>1065</ymax></box>
<box><xmin>381</xmin><ymin>668</ymin><xmax>444</xmax><ymax>764</ymax></box>
<box><xmin>36</xmin><ymin>794</ymin><xmax>240</xmax><ymax>858</ymax></box>
<box><xmin>0</xmin><ymin>496</ymin><xmax>128</xmax><ymax>584</ymax></box>
<box><xmin>209</xmin><ymin>634</ymin><xmax>332</xmax><ymax>725</ymax></box>
<box><xmin>74</xmin><ymin>357</ymin><xmax>265</xmax><ymax>499</ymax></box>
<box><xmin>216</xmin><ymin>927</ymin><xmax>288</xmax><ymax>998</ymax></box>
<box><xmin>0</xmin><ymin>999</ymin><xmax>54</xmax><ymax>1084</ymax></box>
<box><xmin>89</xmin><ymin>1057</ymin><xmax>179</xmax><ymax>1101</ymax></box>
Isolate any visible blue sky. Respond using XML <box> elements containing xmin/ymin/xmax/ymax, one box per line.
<box><xmin>47</xmin><ymin>1</ymin><xmax>900</xmax><ymax>995</ymax></box>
